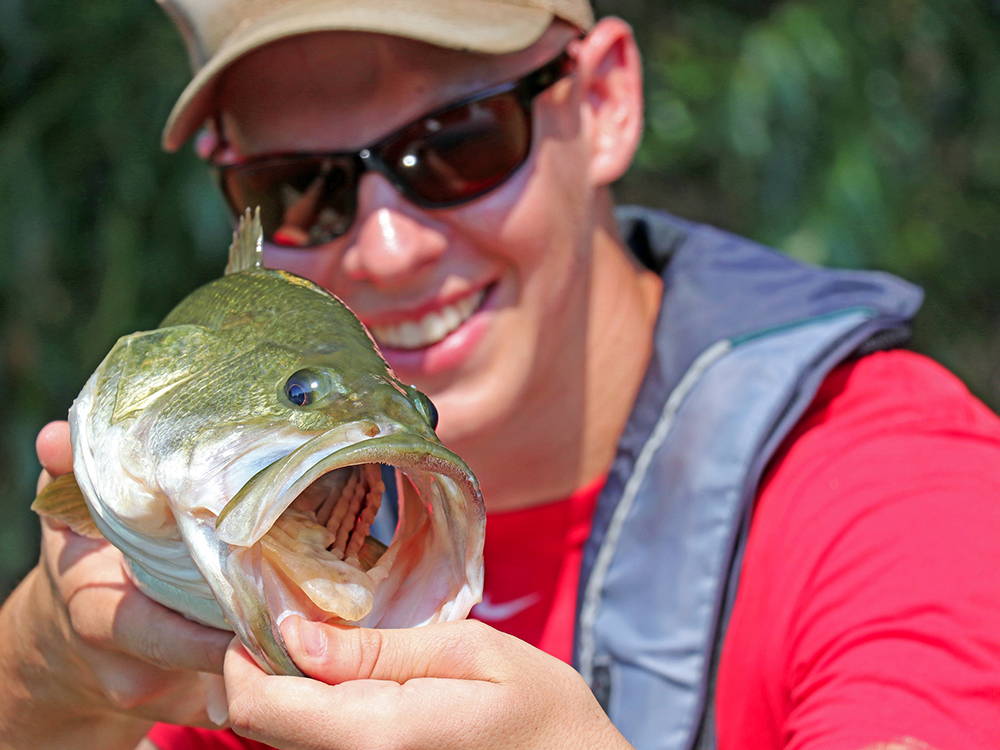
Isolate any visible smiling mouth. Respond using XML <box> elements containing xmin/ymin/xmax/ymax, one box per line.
<box><xmin>368</xmin><ymin>287</ymin><xmax>488</xmax><ymax>350</ymax></box>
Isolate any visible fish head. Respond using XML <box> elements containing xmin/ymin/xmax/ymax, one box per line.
<box><xmin>70</xmin><ymin>268</ymin><xmax>484</xmax><ymax>676</ymax></box>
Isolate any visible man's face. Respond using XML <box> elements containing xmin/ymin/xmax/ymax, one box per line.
<box><xmin>214</xmin><ymin>25</ymin><xmax>596</xmax><ymax>446</ymax></box>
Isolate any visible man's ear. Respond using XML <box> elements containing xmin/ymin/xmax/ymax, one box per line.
<box><xmin>574</xmin><ymin>17</ymin><xmax>644</xmax><ymax>187</ymax></box>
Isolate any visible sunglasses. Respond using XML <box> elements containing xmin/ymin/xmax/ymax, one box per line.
<box><xmin>215</xmin><ymin>50</ymin><xmax>574</xmax><ymax>248</ymax></box>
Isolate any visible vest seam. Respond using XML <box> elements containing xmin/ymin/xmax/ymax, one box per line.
<box><xmin>729</xmin><ymin>305</ymin><xmax>877</xmax><ymax>347</ymax></box>
<box><xmin>577</xmin><ymin>338</ymin><xmax>733</xmax><ymax>684</ymax></box>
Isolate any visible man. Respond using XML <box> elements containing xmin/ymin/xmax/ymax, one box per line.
<box><xmin>3</xmin><ymin>1</ymin><xmax>1000</xmax><ymax>748</ymax></box>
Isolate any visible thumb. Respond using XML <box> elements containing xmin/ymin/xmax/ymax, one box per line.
<box><xmin>36</xmin><ymin>420</ymin><xmax>73</xmax><ymax>477</ymax></box>
<box><xmin>279</xmin><ymin>616</ymin><xmax>507</xmax><ymax>685</ymax></box>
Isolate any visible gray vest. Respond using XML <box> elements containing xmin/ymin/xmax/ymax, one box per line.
<box><xmin>573</xmin><ymin>207</ymin><xmax>923</xmax><ymax>750</ymax></box>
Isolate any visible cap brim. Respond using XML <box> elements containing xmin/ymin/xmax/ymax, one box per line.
<box><xmin>162</xmin><ymin>0</ymin><xmax>554</xmax><ymax>151</ymax></box>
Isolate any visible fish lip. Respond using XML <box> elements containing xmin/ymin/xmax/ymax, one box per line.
<box><xmin>215</xmin><ymin>428</ymin><xmax>484</xmax><ymax>549</ymax></box>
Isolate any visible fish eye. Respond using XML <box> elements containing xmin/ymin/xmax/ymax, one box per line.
<box><xmin>283</xmin><ymin>369</ymin><xmax>332</xmax><ymax>407</ymax></box>
<box><xmin>408</xmin><ymin>386</ymin><xmax>439</xmax><ymax>430</ymax></box>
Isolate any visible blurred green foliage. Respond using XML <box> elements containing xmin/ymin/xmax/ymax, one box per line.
<box><xmin>1</xmin><ymin>0</ymin><xmax>998</xmax><ymax>592</ymax></box>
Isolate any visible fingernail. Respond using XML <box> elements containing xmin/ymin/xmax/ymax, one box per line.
<box><xmin>199</xmin><ymin>673</ymin><xmax>229</xmax><ymax>727</ymax></box>
<box><xmin>283</xmin><ymin>617</ymin><xmax>327</xmax><ymax>658</ymax></box>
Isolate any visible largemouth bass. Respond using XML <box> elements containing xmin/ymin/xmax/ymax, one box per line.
<box><xmin>33</xmin><ymin>210</ymin><xmax>485</xmax><ymax>676</ymax></box>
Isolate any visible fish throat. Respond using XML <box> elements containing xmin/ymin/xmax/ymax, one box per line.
<box><xmin>258</xmin><ymin>463</ymin><xmax>389</xmax><ymax>623</ymax></box>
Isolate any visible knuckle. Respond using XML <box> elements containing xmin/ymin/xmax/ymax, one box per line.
<box><xmin>104</xmin><ymin>689</ymin><xmax>144</xmax><ymax>713</ymax></box>
<box><xmin>439</xmin><ymin>630</ymin><xmax>483</xmax><ymax>672</ymax></box>
<box><xmin>460</xmin><ymin>618</ymin><xmax>497</xmax><ymax>644</ymax></box>
<box><xmin>227</xmin><ymin>691</ymin><xmax>266</xmax><ymax>740</ymax></box>
<box><xmin>228</xmin><ymin>681</ymin><xmax>288</xmax><ymax>744</ymax></box>
<box><xmin>462</xmin><ymin>618</ymin><xmax>490</xmax><ymax>635</ymax></box>
<box><xmin>226</xmin><ymin>698</ymin><xmax>254</xmax><ymax>737</ymax></box>
<box><xmin>457</xmin><ymin>618</ymin><xmax>503</xmax><ymax>655</ymax></box>
<box><xmin>135</xmin><ymin>633</ymin><xmax>175</xmax><ymax>671</ymax></box>
<box><xmin>100</xmin><ymin>671</ymin><xmax>163</xmax><ymax>713</ymax></box>
<box><xmin>353</xmin><ymin>627</ymin><xmax>386</xmax><ymax>679</ymax></box>
<box><xmin>67</xmin><ymin>603</ymin><xmax>104</xmax><ymax>647</ymax></box>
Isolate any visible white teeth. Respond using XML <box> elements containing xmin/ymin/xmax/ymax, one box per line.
<box><xmin>370</xmin><ymin>289</ymin><xmax>485</xmax><ymax>350</ymax></box>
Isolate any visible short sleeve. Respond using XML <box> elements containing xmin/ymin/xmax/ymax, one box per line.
<box><xmin>717</xmin><ymin>351</ymin><xmax>1000</xmax><ymax>750</ymax></box>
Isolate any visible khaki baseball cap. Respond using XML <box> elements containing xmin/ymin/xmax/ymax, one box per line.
<box><xmin>158</xmin><ymin>0</ymin><xmax>595</xmax><ymax>151</ymax></box>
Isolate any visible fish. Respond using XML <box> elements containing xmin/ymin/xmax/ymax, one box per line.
<box><xmin>33</xmin><ymin>209</ymin><xmax>485</xmax><ymax>676</ymax></box>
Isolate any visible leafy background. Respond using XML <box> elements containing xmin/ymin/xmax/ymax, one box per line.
<box><xmin>1</xmin><ymin>0</ymin><xmax>998</xmax><ymax>593</ymax></box>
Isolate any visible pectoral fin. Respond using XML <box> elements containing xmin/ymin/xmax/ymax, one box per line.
<box><xmin>31</xmin><ymin>472</ymin><xmax>104</xmax><ymax>540</ymax></box>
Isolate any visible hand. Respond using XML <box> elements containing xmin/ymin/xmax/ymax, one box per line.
<box><xmin>0</xmin><ymin>421</ymin><xmax>232</xmax><ymax>749</ymax></box>
<box><xmin>225</xmin><ymin>615</ymin><xmax>633</xmax><ymax>750</ymax></box>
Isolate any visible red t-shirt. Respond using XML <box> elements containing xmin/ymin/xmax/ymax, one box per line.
<box><xmin>150</xmin><ymin>351</ymin><xmax>1000</xmax><ymax>749</ymax></box>
<box><xmin>718</xmin><ymin>351</ymin><xmax>1000</xmax><ymax>749</ymax></box>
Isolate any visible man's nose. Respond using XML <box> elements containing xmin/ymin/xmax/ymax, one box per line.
<box><xmin>340</xmin><ymin>172</ymin><xmax>447</xmax><ymax>289</ymax></box>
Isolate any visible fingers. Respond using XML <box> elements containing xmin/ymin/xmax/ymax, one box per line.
<box><xmin>27</xmin><ymin>422</ymin><xmax>233</xmax><ymax>727</ymax></box>
<box><xmin>32</xmin><ymin>523</ymin><xmax>231</xmax><ymax>725</ymax></box>
<box><xmin>106</xmin><ymin>587</ymin><xmax>232</xmax><ymax>674</ymax></box>
<box><xmin>33</xmin><ymin>424</ymin><xmax>230</xmax><ymax>675</ymax></box>
<box><xmin>224</xmin><ymin>641</ymin><xmax>497</xmax><ymax>750</ymax></box>
<box><xmin>279</xmin><ymin>616</ymin><xmax>512</xmax><ymax>685</ymax></box>
<box><xmin>41</xmin><ymin>522</ymin><xmax>231</xmax><ymax>675</ymax></box>
<box><xmin>36</xmin><ymin>420</ymin><xmax>73</xmax><ymax>477</ymax></box>
<box><xmin>225</xmin><ymin>622</ymin><xmax>625</xmax><ymax>750</ymax></box>
<box><xmin>78</xmin><ymin>569</ymin><xmax>231</xmax><ymax>675</ymax></box>
<box><xmin>35</xmin><ymin>420</ymin><xmax>73</xmax><ymax>495</ymax></box>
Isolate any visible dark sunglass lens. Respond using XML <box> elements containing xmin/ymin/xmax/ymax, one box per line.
<box><xmin>220</xmin><ymin>157</ymin><xmax>358</xmax><ymax>247</ymax></box>
<box><xmin>382</xmin><ymin>94</ymin><xmax>531</xmax><ymax>205</ymax></box>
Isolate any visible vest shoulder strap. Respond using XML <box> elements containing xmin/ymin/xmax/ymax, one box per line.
<box><xmin>576</xmin><ymin>208</ymin><xmax>923</xmax><ymax>750</ymax></box>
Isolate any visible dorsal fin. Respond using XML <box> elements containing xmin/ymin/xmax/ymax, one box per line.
<box><xmin>225</xmin><ymin>207</ymin><xmax>263</xmax><ymax>275</ymax></box>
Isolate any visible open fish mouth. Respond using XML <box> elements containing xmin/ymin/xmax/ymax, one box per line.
<box><xmin>175</xmin><ymin>428</ymin><xmax>485</xmax><ymax>676</ymax></box>
<box><xmin>260</xmin><ymin>464</ymin><xmax>390</xmax><ymax>621</ymax></box>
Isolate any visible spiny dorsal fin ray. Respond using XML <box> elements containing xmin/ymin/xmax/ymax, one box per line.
<box><xmin>225</xmin><ymin>207</ymin><xmax>263</xmax><ymax>275</ymax></box>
